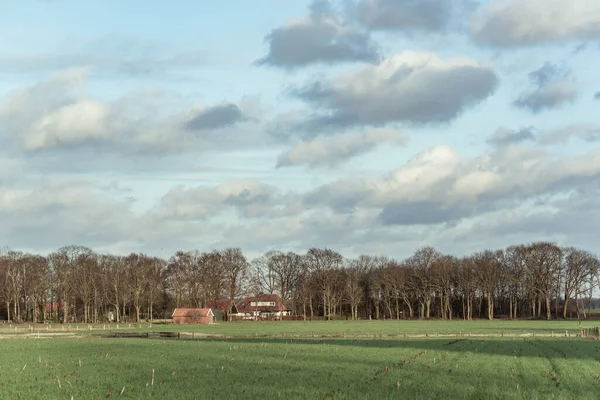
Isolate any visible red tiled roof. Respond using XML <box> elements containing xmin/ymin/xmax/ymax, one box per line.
<box><xmin>172</xmin><ymin>308</ymin><xmax>213</xmax><ymax>318</ymax></box>
<box><xmin>236</xmin><ymin>294</ymin><xmax>288</xmax><ymax>313</ymax></box>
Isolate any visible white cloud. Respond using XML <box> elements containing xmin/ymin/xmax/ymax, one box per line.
<box><xmin>276</xmin><ymin>127</ymin><xmax>406</xmax><ymax>168</ymax></box>
<box><xmin>0</xmin><ymin>70</ymin><xmax>268</xmax><ymax>156</ymax></box>
<box><xmin>470</xmin><ymin>0</ymin><xmax>600</xmax><ymax>47</ymax></box>
<box><xmin>23</xmin><ymin>100</ymin><xmax>113</xmax><ymax>150</ymax></box>
<box><xmin>294</xmin><ymin>51</ymin><xmax>498</xmax><ymax>129</ymax></box>
<box><xmin>256</xmin><ymin>0</ymin><xmax>379</xmax><ymax>68</ymax></box>
<box><xmin>305</xmin><ymin>143</ymin><xmax>600</xmax><ymax>227</ymax></box>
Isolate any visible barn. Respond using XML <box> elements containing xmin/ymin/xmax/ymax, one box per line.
<box><xmin>171</xmin><ymin>308</ymin><xmax>214</xmax><ymax>324</ymax></box>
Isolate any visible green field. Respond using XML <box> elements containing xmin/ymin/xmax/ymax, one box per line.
<box><xmin>0</xmin><ymin>319</ymin><xmax>594</xmax><ymax>338</ymax></box>
<box><xmin>1</xmin><ymin>321</ymin><xmax>600</xmax><ymax>399</ymax></box>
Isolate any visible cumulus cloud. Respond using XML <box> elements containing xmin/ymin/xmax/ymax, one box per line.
<box><xmin>0</xmin><ymin>178</ymin><xmax>146</xmax><ymax>251</ymax></box>
<box><xmin>486</xmin><ymin>127</ymin><xmax>536</xmax><ymax>147</ymax></box>
<box><xmin>184</xmin><ymin>103</ymin><xmax>245</xmax><ymax>131</ymax></box>
<box><xmin>291</xmin><ymin>51</ymin><xmax>498</xmax><ymax>132</ymax></box>
<box><xmin>153</xmin><ymin>180</ymin><xmax>301</xmax><ymax>221</ymax></box>
<box><xmin>513</xmin><ymin>63</ymin><xmax>577</xmax><ymax>113</ymax></box>
<box><xmin>303</xmin><ymin>143</ymin><xmax>600</xmax><ymax>228</ymax></box>
<box><xmin>256</xmin><ymin>0</ymin><xmax>379</xmax><ymax>68</ymax></box>
<box><xmin>3</xmin><ymin>143</ymin><xmax>600</xmax><ymax>259</ymax></box>
<box><xmin>276</xmin><ymin>128</ymin><xmax>406</xmax><ymax>168</ymax></box>
<box><xmin>0</xmin><ymin>70</ymin><xmax>264</xmax><ymax>156</ymax></box>
<box><xmin>538</xmin><ymin>124</ymin><xmax>600</xmax><ymax>145</ymax></box>
<box><xmin>378</xmin><ymin>201</ymin><xmax>476</xmax><ymax>226</ymax></box>
<box><xmin>470</xmin><ymin>0</ymin><xmax>600</xmax><ymax>47</ymax></box>
<box><xmin>354</xmin><ymin>0</ymin><xmax>469</xmax><ymax>32</ymax></box>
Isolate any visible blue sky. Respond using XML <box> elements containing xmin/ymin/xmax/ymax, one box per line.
<box><xmin>1</xmin><ymin>0</ymin><xmax>599</xmax><ymax>260</ymax></box>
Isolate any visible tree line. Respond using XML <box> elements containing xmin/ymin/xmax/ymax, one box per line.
<box><xmin>1</xmin><ymin>241</ymin><xmax>599</xmax><ymax>323</ymax></box>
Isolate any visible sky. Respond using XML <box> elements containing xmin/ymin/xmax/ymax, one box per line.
<box><xmin>1</xmin><ymin>0</ymin><xmax>599</xmax><ymax>261</ymax></box>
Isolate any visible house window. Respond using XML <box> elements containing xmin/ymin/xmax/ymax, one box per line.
<box><xmin>250</xmin><ymin>301</ymin><xmax>277</xmax><ymax>307</ymax></box>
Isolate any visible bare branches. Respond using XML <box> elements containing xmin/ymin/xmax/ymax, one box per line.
<box><xmin>1</xmin><ymin>241</ymin><xmax>599</xmax><ymax>323</ymax></box>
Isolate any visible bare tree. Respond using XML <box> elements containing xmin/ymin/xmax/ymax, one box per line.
<box><xmin>49</xmin><ymin>245</ymin><xmax>94</xmax><ymax>323</ymax></box>
<box><xmin>503</xmin><ymin>245</ymin><xmax>526</xmax><ymax>319</ymax></box>
<box><xmin>456</xmin><ymin>257</ymin><xmax>477</xmax><ymax>320</ymax></box>
<box><xmin>473</xmin><ymin>249</ymin><xmax>503</xmax><ymax>320</ymax></box>
<box><xmin>304</xmin><ymin>248</ymin><xmax>344</xmax><ymax>320</ymax></box>
<box><xmin>251</xmin><ymin>251</ymin><xmax>278</xmax><ymax>294</ymax></box>
<box><xmin>270</xmin><ymin>251</ymin><xmax>303</xmax><ymax>304</ymax></box>
<box><xmin>345</xmin><ymin>258</ymin><xmax>366</xmax><ymax>320</ymax></box>
<box><xmin>221</xmin><ymin>248</ymin><xmax>249</xmax><ymax>304</ymax></box>
<box><xmin>436</xmin><ymin>255</ymin><xmax>456</xmax><ymax>320</ymax></box>
<box><xmin>0</xmin><ymin>251</ymin><xmax>20</xmax><ymax>322</ymax></box>
<box><xmin>406</xmin><ymin>246</ymin><xmax>440</xmax><ymax>319</ymax></box>
<box><xmin>562</xmin><ymin>247</ymin><xmax>599</xmax><ymax>319</ymax></box>
<box><xmin>523</xmin><ymin>242</ymin><xmax>562</xmax><ymax>320</ymax></box>
<box><xmin>166</xmin><ymin>252</ymin><xmax>190</xmax><ymax>309</ymax></box>
<box><xmin>73</xmin><ymin>251</ymin><xmax>98</xmax><ymax>323</ymax></box>
<box><xmin>146</xmin><ymin>257</ymin><xmax>165</xmax><ymax>321</ymax></box>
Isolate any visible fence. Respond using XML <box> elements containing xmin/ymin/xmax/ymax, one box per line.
<box><xmin>580</xmin><ymin>327</ymin><xmax>600</xmax><ymax>339</ymax></box>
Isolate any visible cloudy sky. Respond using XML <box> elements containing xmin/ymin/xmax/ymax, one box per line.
<box><xmin>1</xmin><ymin>0</ymin><xmax>599</xmax><ymax>260</ymax></box>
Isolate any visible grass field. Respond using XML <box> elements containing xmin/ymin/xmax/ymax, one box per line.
<box><xmin>2</xmin><ymin>321</ymin><xmax>600</xmax><ymax>399</ymax></box>
<box><xmin>0</xmin><ymin>319</ymin><xmax>595</xmax><ymax>338</ymax></box>
<box><xmin>2</xmin><ymin>336</ymin><xmax>600</xmax><ymax>399</ymax></box>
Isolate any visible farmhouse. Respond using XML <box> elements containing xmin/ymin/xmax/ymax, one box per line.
<box><xmin>172</xmin><ymin>308</ymin><xmax>214</xmax><ymax>324</ymax></box>
<box><xmin>205</xmin><ymin>299</ymin><xmax>239</xmax><ymax>321</ymax></box>
<box><xmin>235</xmin><ymin>294</ymin><xmax>291</xmax><ymax>320</ymax></box>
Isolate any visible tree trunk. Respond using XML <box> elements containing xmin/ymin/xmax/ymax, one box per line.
<box><xmin>63</xmin><ymin>299</ymin><xmax>69</xmax><ymax>324</ymax></box>
<box><xmin>302</xmin><ymin>301</ymin><xmax>307</xmax><ymax>321</ymax></box>
<box><xmin>467</xmin><ymin>296</ymin><xmax>473</xmax><ymax>320</ymax></box>
<box><xmin>563</xmin><ymin>296</ymin><xmax>569</xmax><ymax>319</ymax></box>
<box><xmin>403</xmin><ymin>298</ymin><xmax>413</xmax><ymax>318</ymax></box>
<box><xmin>135</xmin><ymin>305</ymin><xmax>141</xmax><ymax>323</ymax></box>
<box><xmin>545</xmin><ymin>294</ymin><xmax>551</xmax><ymax>321</ymax></box>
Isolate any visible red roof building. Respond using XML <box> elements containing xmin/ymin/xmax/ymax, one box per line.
<box><xmin>236</xmin><ymin>294</ymin><xmax>290</xmax><ymax>318</ymax></box>
<box><xmin>205</xmin><ymin>300</ymin><xmax>238</xmax><ymax>321</ymax></box>
<box><xmin>205</xmin><ymin>300</ymin><xmax>238</xmax><ymax>314</ymax></box>
<box><xmin>172</xmin><ymin>308</ymin><xmax>214</xmax><ymax>324</ymax></box>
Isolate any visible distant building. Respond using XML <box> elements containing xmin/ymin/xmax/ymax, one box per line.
<box><xmin>172</xmin><ymin>308</ymin><xmax>214</xmax><ymax>324</ymax></box>
<box><xmin>235</xmin><ymin>294</ymin><xmax>291</xmax><ymax>320</ymax></box>
<box><xmin>205</xmin><ymin>300</ymin><xmax>239</xmax><ymax>321</ymax></box>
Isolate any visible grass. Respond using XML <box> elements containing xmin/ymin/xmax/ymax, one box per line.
<box><xmin>1</xmin><ymin>335</ymin><xmax>600</xmax><ymax>399</ymax></box>
<box><xmin>0</xmin><ymin>319</ymin><xmax>594</xmax><ymax>338</ymax></box>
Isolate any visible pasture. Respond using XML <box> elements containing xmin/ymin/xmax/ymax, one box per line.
<box><xmin>1</xmin><ymin>321</ymin><xmax>600</xmax><ymax>399</ymax></box>
<box><xmin>0</xmin><ymin>319</ymin><xmax>594</xmax><ymax>338</ymax></box>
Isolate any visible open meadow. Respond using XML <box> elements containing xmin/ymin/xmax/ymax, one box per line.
<box><xmin>0</xmin><ymin>319</ymin><xmax>595</xmax><ymax>338</ymax></box>
<box><xmin>1</xmin><ymin>321</ymin><xmax>600</xmax><ymax>399</ymax></box>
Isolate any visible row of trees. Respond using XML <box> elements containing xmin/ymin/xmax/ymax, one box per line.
<box><xmin>1</xmin><ymin>241</ymin><xmax>599</xmax><ymax>323</ymax></box>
